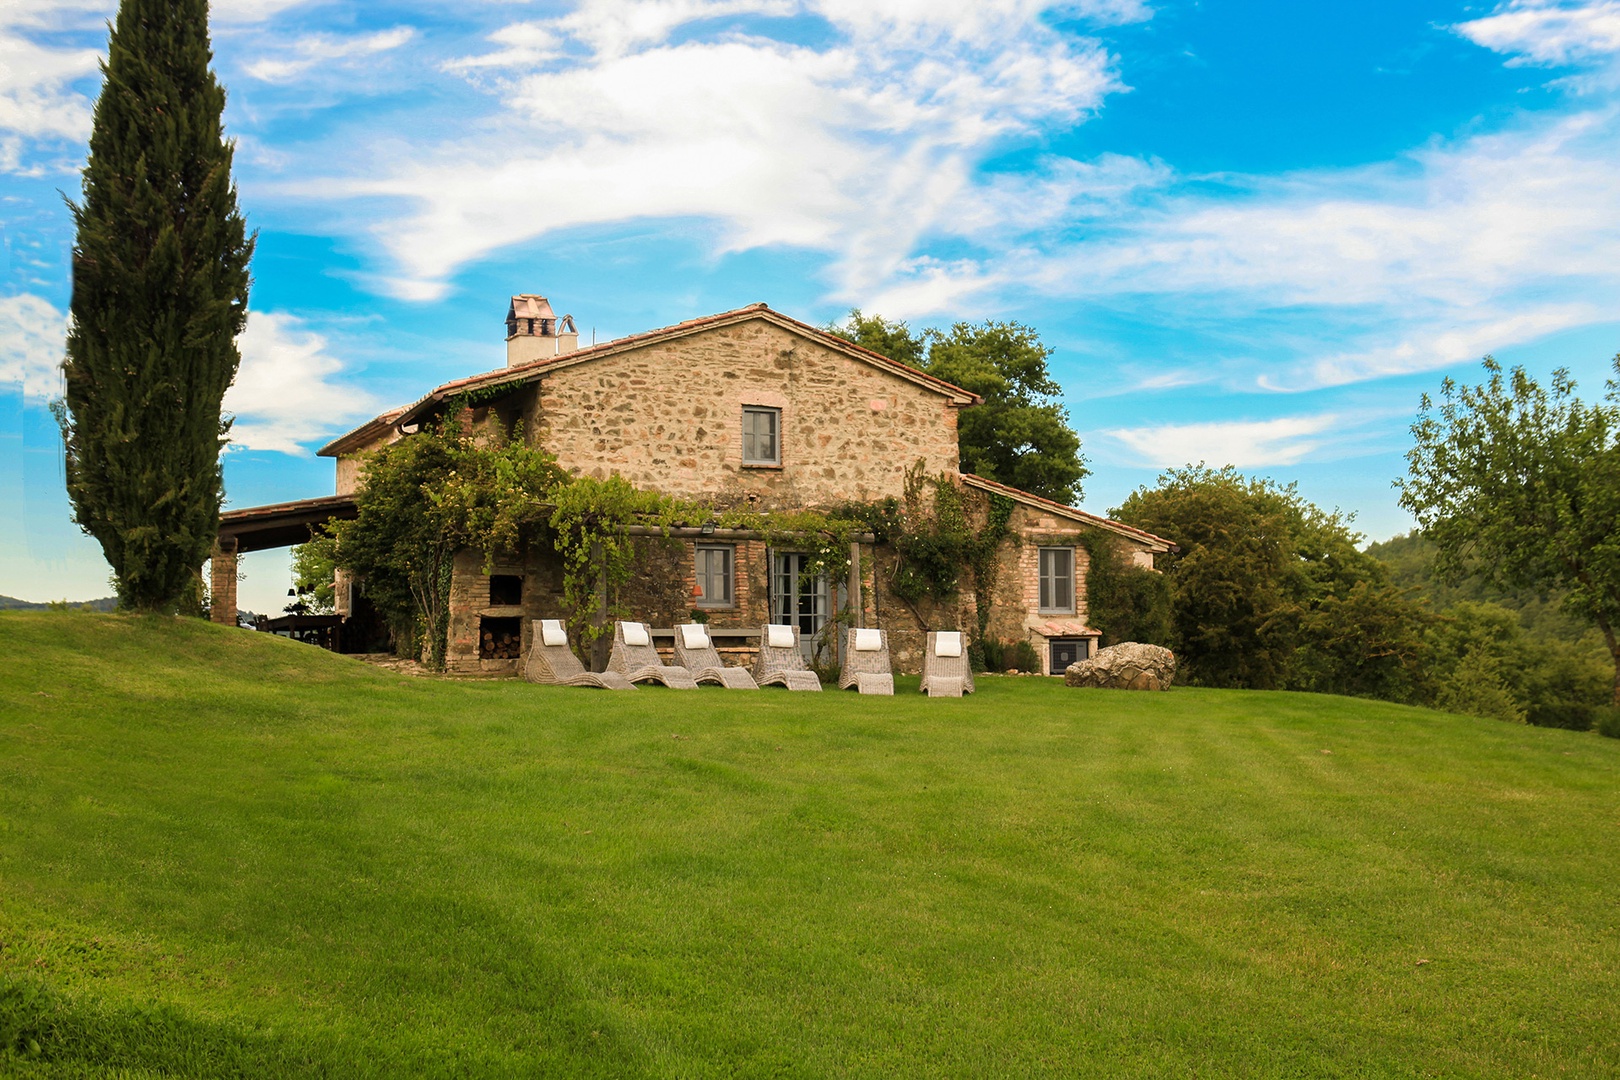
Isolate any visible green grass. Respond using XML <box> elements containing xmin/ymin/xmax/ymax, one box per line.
<box><xmin>2</xmin><ymin>612</ymin><xmax>1618</xmax><ymax>1078</ymax></box>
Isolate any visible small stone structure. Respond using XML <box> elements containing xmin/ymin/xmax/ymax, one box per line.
<box><xmin>1064</xmin><ymin>642</ymin><xmax>1177</xmax><ymax>691</ymax></box>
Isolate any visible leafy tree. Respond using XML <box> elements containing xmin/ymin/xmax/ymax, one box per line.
<box><xmin>329</xmin><ymin>417</ymin><xmax>564</xmax><ymax>669</ymax></box>
<box><xmin>831</xmin><ymin>309</ymin><xmax>927</xmax><ymax>368</ymax></box>
<box><xmin>57</xmin><ymin>0</ymin><xmax>253</xmax><ymax>613</ymax></box>
<box><xmin>831</xmin><ymin>312</ymin><xmax>1088</xmax><ymax>504</ymax></box>
<box><xmin>1114</xmin><ymin>466</ymin><xmax>1428</xmax><ymax>696</ymax></box>
<box><xmin>1399</xmin><ymin>357</ymin><xmax>1620</xmax><ymax>705</ymax></box>
<box><xmin>290</xmin><ymin>536</ymin><xmax>337</xmax><ymax>614</ymax></box>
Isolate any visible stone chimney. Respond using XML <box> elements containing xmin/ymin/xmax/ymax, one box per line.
<box><xmin>505</xmin><ymin>294</ymin><xmax>579</xmax><ymax>366</ymax></box>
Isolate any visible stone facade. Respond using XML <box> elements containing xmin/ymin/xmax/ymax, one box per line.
<box><xmin>320</xmin><ymin>302</ymin><xmax>1172</xmax><ymax>676</ymax></box>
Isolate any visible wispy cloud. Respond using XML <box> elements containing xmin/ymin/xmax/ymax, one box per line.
<box><xmin>299</xmin><ymin>0</ymin><xmax>1129</xmax><ymax>300</ymax></box>
<box><xmin>1455</xmin><ymin>0</ymin><xmax>1620</xmax><ymax>66</ymax></box>
<box><xmin>226</xmin><ymin>311</ymin><xmax>378</xmax><ymax>454</ymax></box>
<box><xmin>242</xmin><ymin>26</ymin><xmax>417</xmax><ymax>82</ymax></box>
<box><xmin>1102</xmin><ymin>413</ymin><xmax>1346</xmax><ymax>469</ymax></box>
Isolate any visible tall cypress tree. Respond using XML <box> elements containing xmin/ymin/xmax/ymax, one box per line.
<box><xmin>60</xmin><ymin>0</ymin><xmax>253</xmax><ymax>613</ymax></box>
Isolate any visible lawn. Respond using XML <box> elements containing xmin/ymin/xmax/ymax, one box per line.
<box><xmin>1</xmin><ymin>611</ymin><xmax>1617</xmax><ymax>1078</ymax></box>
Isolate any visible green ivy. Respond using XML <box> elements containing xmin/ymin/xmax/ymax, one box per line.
<box><xmin>1077</xmin><ymin>530</ymin><xmax>1172</xmax><ymax>648</ymax></box>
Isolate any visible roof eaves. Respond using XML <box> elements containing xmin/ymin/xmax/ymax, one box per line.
<box><xmin>316</xmin><ymin>407</ymin><xmax>409</xmax><ymax>458</ymax></box>
<box><xmin>960</xmin><ymin>473</ymin><xmax>1176</xmax><ymax>552</ymax></box>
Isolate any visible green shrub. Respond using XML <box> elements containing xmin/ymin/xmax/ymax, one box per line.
<box><xmin>1012</xmin><ymin>640</ymin><xmax>1041</xmax><ymax>674</ymax></box>
<box><xmin>1597</xmin><ymin>707</ymin><xmax>1620</xmax><ymax>739</ymax></box>
<box><xmin>1526</xmin><ymin>701</ymin><xmax>1596</xmax><ymax>731</ymax></box>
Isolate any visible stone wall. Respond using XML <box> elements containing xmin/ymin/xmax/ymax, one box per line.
<box><xmin>525</xmin><ymin>319</ymin><xmax>962</xmax><ymax>509</ymax></box>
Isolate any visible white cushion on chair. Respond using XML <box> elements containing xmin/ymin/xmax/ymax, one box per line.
<box><xmin>540</xmin><ymin>620</ymin><xmax>568</xmax><ymax>647</ymax></box>
<box><xmin>680</xmin><ymin>623</ymin><xmax>710</xmax><ymax>649</ymax></box>
<box><xmin>622</xmin><ymin>622</ymin><xmax>650</xmax><ymax>647</ymax></box>
<box><xmin>934</xmin><ymin>631</ymin><xmax>962</xmax><ymax>658</ymax></box>
<box><xmin>767</xmin><ymin>624</ymin><xmax>795</xmax><ymax>649</ymax></box>
<box><xmin>854</xmin><ymin>628</ymin><xmax>883</xmax><ymax>652</ymax></box>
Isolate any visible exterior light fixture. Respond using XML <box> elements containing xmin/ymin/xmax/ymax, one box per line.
<box><xmin>700</xmin><ymin>520</ymin><xmax>716</xmax><ymax>536</ymax></box>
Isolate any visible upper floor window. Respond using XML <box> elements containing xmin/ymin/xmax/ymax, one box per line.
<box><xmin>695</xmin><ymin>544</ymin><xmax>734</xmax><ymax>607</ymax></box>
<box><xmin>742</xmin><ymin>406</ymin><xmax>780</xmax><ymax>466</ymax></box>
<box><xmin>1039</xmin><ymin>546</ymin><xmax>1075</xmax><ymax>613</ymax></box>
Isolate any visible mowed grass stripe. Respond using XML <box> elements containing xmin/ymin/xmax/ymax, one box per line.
<box><xmin>1</xmin><ymin>612</ymin><xmax>1617</xmax><ymax>1078</ymax></box>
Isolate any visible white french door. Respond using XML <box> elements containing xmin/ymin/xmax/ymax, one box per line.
<box><xmin>772</xmin><ymin>552</ymin><xmax>829</xmax><ymax>659</ymax></box>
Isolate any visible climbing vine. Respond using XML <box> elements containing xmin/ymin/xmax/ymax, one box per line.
<box><xmin>334</xmin><ymin>411</ymin><xmax>1018</xmax><ymax>667</ymax></box>
<box><xmin>1077</xmin><ymin>530</ymin><xmax>1172</xmax><ymax>647</ymax></box>
<box><xmin>550</xmin><ymin>475</ymin><xmax>686</xmax><ymax>647</ymax></box>
<box><xmin>885</xmin><ymin>462</ymin><xmax>1015</xmax><ymax>656</ymax></box>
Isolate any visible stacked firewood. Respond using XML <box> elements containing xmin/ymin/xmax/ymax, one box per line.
<box><xmin>480</xmin><ymin>629</ymin><xmax>523</xmax><ymax>659</ymax></box>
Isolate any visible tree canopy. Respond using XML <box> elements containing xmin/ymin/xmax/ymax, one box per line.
<box><xmin>1114</xmin><ymin>465</ymin><xmax>1429</xmax><ymax>700</ymax></box>
<box><xmin>832</xmin><ymin>311</ymin><xmax>1088</xmax><ymax>504</ymax></box>
<box><xmin>57</xmin><ymin>0</ymin><xmax>253</xmax><ymax>612</ymax></box>
<box><xmin>1398</xmin><ymin>356</ymin><xmax>1620</xmax><ymax>705</ymax></box>
<box><xmin>329</xmin><ymin>417</ymin><xmax>565</xmax><ymax>669</ymax></box>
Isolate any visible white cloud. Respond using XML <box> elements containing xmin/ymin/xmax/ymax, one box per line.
<box><xmin>243</xmin><ymin>26</ymin><xmax>417</xmax><ymax>82</ymax></box>
<box><xmin>0</xmin><ymin>293</ymin><xmax>66</xmax><ymax>399</ymax></box>
<box><xmin>1270</xmin><ymin>304</ymin><xmax>1604</xmax><ymax>390</ymax></box>
<box><xmin>1455</xmin><ymin>1</ymin><xmax>1620</xmax><ymax>66</ymax></box>
<box><xmin>302</xmin><ymin>0</ymin><xmax>1124</xmax><ymax>300</ymax></box>
<box><xmin>0</xmin><ymin>5</ymin><xmax>102</xmax><ymax>164</ymax></box>
<box><xmin>226</xmin><ymin>312</ymin><xmax>377</xmax><ymax>454</ymax></box>
<box><xmin>1104</xmin><ymin>413</ymin><xmax>1343</xmax><ymax>469</ymax></box>
<box><xmin>0</xmin><ymin>298</ymin><xmax>370</xmax><ymax>454</ymax></box>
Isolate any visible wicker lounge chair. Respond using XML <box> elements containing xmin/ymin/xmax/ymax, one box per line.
<box><xmin>919</xmin><ymin>631</ymin><xmax>975</xmax><ymax>697</ymax></box>
<box><xmin>673</xmin><ymin>623</ymin><xmax>759</xmax><ymax>689</ymax></box>
<box><xmin>607</xmin><ymin>621</ymin><xmax>699</xmax><ymax>689</ymax></box>
<box><xmin>525</xmin><ymin>620</ymin><xmax>636</xmax><ymax>690</ymax></box>
<box><xmin>752</xmin><ymin>624</ymin><xmax>822</xmax><ymax>691</ymax></box>
<box><xmin>838</xmin><ymin>627</ymin><xmax>895</xmax><ymax>695</ymax></box>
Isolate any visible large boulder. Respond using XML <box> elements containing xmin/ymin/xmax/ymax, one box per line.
<box><xmin>1064</xmin><ymin>642</ymin><xmax>1176</xmax><ymax>691</ymax></box>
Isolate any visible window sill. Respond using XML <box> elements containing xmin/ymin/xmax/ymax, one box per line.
<box><xmin>741</xmin><ymin>462</ymin><xmax>784</xmax><ymax>470</ymax></box>
<box><xmin>1037</xmin><ymin>610</ymin><xmax>1077</xmax><ymax>617</ymax></box>
<box><xmin>694</xmin><ymin>604</ymin><xmax>737</xmax><ymax>611</ymax></box>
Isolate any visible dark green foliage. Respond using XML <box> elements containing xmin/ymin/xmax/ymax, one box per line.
<box><xmin>1078</xmin><ymin>532</ymin><xmax>1172</xmax><ymax>648</ymax></box>
<box><xmin>831</xmin><ymin>312</ymin><xmax>1088</xmax><ymax>504</ymax></box>
<box><xmin>329</xmin><ymin>417</ymin><xmax>565</xmax><ymax>668</ymax></box>
<box><xmin>1399</xmin><ymin>357</ymin><xmax>1620</xmax><ymax>704</ymax></box>
<box><xmin>1011</xmin><ymin>639</ymin><xmax>1041</xmax><ymax>673</ymax></box>
<box><xmin>1366</xmin><ymin>532</ymin><xmax>1592</xmax><ymax>642</ymax></box>
<box><xmin>58</xmin><ymin>0</ymin><xmax>254</xmax><ymax>613</ymax></box>
<box><xmin>829</xmin><ymin>308</ymin><xmax>927</xmax><ymax>368</ymax></box>
<box><xmin>1598</xmin><ymin>707</ymin><xmax>1620</xmax><ymax>738</ymax></box>
<box><xmin>1114</xmin><ymin>466</ymin><xmax>1430</xmax><ymax>699</ymax></box>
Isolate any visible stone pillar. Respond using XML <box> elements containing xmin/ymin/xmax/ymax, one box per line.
<box><xmin>210</xmin><ymin>538</ymin><xmax>239</xmax><ymax>626</ymax></box>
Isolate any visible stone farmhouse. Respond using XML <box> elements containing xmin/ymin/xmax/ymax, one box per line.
<box><xmin>214</xmin><ymin>295</ymin><xmax>1172</xmax><ymax>676</ymax></box>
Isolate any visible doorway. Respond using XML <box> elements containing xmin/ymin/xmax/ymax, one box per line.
<box><xmin>773</xmin><ymin>552</ymin><xmax>829</xmax><ymax>660</ymax></box>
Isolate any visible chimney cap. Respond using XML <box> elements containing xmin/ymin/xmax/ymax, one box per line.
<box><xmin>508</xmin><ymin>294</ymin><xmax>558</xmax><ymax>322</ymax></box>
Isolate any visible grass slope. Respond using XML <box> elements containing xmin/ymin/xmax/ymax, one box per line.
<box><xmin>1</xmin><ymin>612</ymin><xmax>1617</xmax><ymax>1078</ymax></box>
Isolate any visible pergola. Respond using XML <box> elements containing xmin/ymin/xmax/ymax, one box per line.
<box><xmin>211</xmin><ymin>495</ymin><xmax>357</xmax><ymax>626</ymax></box>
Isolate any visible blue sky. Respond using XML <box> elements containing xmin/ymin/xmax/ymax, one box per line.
<box><xmin>4</xmin><ymin>0</ymin><xmax>1620</xmax><ymax>614</ymax></box>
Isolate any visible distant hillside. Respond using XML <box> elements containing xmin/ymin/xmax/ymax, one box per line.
<box><xmin>0</xmin><ymin>594</ymin><xmax>118</xmax><ymax>612</ymax></box>
<box><xmin>1367</xmin><ymin>532</ymin><xmax>1591</xmax><ymax>643</ymax></box>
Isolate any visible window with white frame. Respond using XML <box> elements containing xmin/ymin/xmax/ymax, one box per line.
<box><xmin>1039</xmin><ymin>546</ymin><xmax>1075</xmax><ymax>613</ymax></box>
<box><xmin>695</xmin><ymin>544</ymin><xmax>734</xmax><ymax>607</ymax></box>
<box><xmin>742</xmin><ymin>406</ymin><xmax>780</xmax><ymax>465</ymax></box>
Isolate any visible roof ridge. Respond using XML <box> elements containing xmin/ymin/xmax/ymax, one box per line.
<box><xmin>959</xmin><ymin>472</ymin><xmax>1175</xmax><ymax>551</ymax></box>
